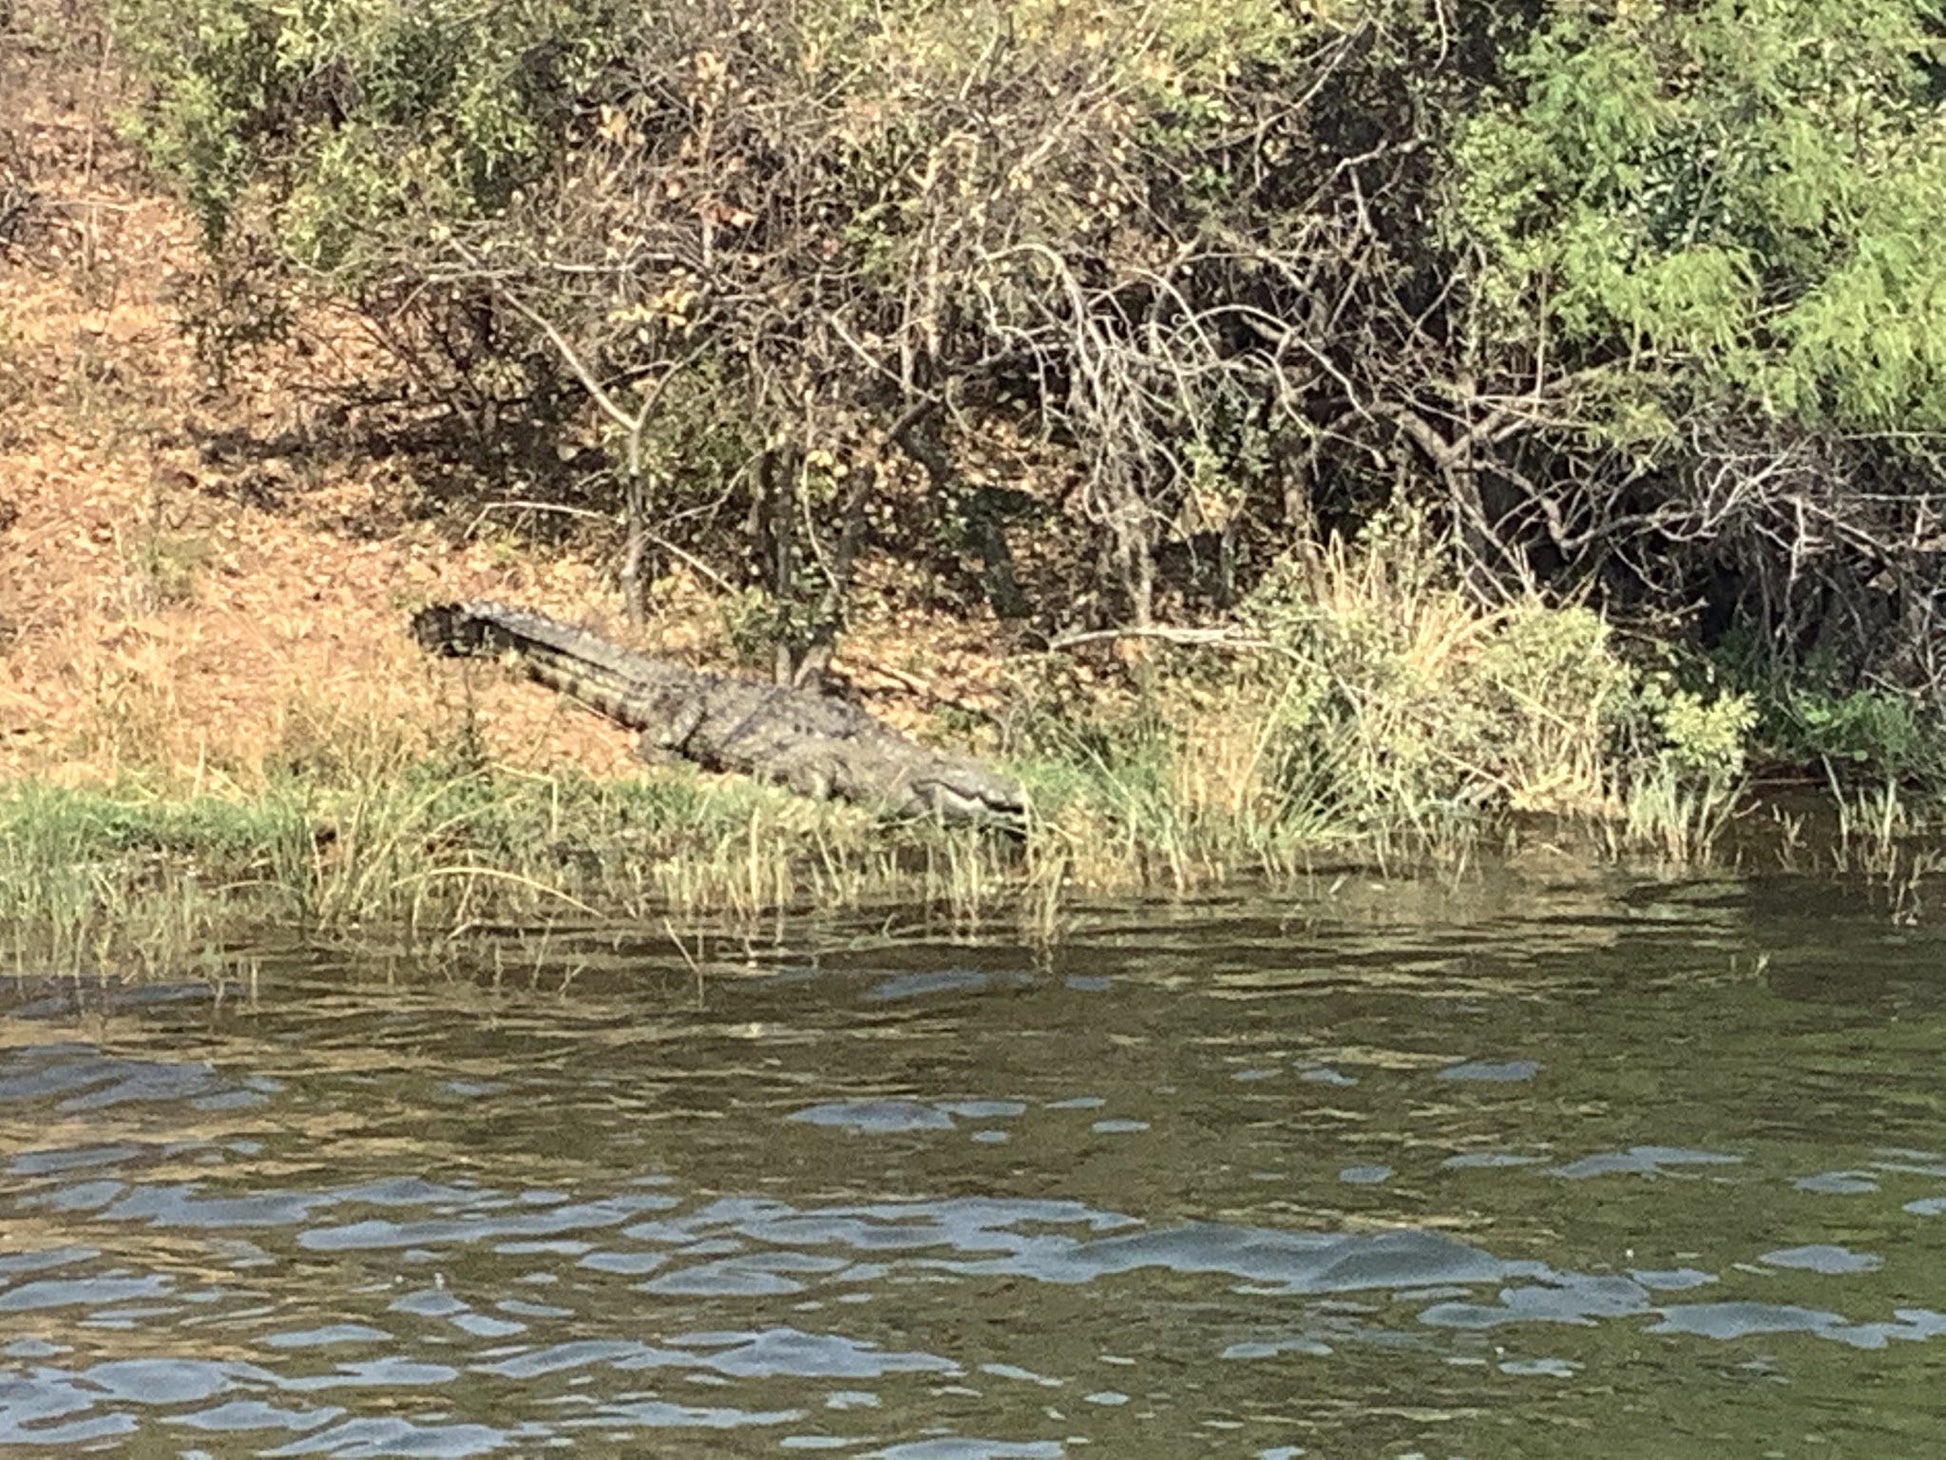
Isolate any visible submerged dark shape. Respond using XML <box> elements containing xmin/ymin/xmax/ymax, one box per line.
<box><xmin>411</xmin><ymin>602</ymin><xmax>1026</xmax><ymax>829</ymax></box>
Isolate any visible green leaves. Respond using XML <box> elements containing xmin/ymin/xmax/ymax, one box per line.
<box><xmin>1457</xmin><ymin>0</ymin><xmax>1946</xmax><ymax>431</ymax></box>
<box><xmin>114</xmin><ymin>0</ymin><xmax>596</xmax><ymax>262</ymax></box>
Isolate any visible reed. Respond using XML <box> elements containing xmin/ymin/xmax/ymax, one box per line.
<box><xmin>0</xmin><ymin>517</ymin><xmax>1778</xmax><ymax>972</ymax></box>
<box><xmin>0</xmin><ymin>759</ymin><xmax>1044</xmax><ymax>971</ymax></box>
<box><xmin>1616</xmin><ymin>767</ymin><xmax>1743</xmax><ymax>866</ymax></box>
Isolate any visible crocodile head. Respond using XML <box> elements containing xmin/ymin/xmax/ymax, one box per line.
<box><xmin>908</xmin><ymin>761</ymin><xmax>1028</xmax><ymax>833</ymax></box>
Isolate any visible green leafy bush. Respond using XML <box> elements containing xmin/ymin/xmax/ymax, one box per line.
<box><xmin>1768</xmin><ymin>683</ymin><xmax>1927</xmax><ymax>779</ymax></box>
<box><xmin>1457</xmin><ymin>0</ymin><xmax>1946</xmax><ymax>431</ymax></box>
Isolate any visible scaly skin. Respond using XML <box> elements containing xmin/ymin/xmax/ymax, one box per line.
<box><xmin>413</xmin><ymin>601</ymin><xmax>1026</xmax><ymax>829</ymax></box>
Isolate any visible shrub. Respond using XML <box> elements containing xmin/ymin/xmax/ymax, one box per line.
<box><xmin>1452</xmin><ymin>0</ymin><xmax>1946</xmax><ymax>693</ymax></box>
<box><xmin>1014</xmin><ymin>511</ymin><xmax>1758</xmax><ymax>876</ymax></box>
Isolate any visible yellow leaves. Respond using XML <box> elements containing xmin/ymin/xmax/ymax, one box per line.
<box><xmin>652</xmin><ymin>278</ymin><xmax>702</xmax><ymax>321</ymax></box>
<box><xmin>689</xmin><ymin>48</ymin><xmax>730</xmax><ymax>108</ymax></box>
<box><xmin>803</xmin><ymin>447</ymin><xmax>849</xmax><ymax>482</ymax></box>
<box><xmin>595</xmin><ymin>104</ymin><xmax>632</xmax><ymax>146</ymax></box>
<box><xmin>611</xmin><ymin>273</ymin><xmax>704</xmax><ymax>338</ymax></box>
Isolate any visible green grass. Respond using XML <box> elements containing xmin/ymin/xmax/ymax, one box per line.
<box><xmin>0</xmin><ymin>520</ymin><xmax>1795</xmax><ymax>972</ymax></box>
<box><xmin>0</xmin><ymin>764</ymin><xmax>1042</xmax><ymax>972</ymax></box>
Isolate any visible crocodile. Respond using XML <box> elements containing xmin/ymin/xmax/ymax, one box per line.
<box><xmin>412</xmin><ymin>601</ymin><xmax>1026</xmax><ymax>829</ymax></box>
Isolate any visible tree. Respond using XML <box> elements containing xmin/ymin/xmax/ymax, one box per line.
<box><xmin>1453</xmin><ymin>0</ymin><xmax>1946</xmax><ymax>688</ymax></box>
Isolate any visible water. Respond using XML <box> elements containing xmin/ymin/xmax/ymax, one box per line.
<box><xmin>4</xmin><ymin>868</ymin><xmax>1946</xmax><ymax>1456</ymax></box>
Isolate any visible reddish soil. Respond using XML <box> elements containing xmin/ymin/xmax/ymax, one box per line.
<box><xmin>0</xmin><ymin>18</ymin><xmax>1009</xmax><ymax>790</ymax></box>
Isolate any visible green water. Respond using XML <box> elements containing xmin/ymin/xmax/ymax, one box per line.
<box><xmin>3</xmin><ymin>868</ymin><xmax>1945</xmax><ymax>1456</ymax></box>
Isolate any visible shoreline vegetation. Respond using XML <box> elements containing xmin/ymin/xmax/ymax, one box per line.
<box><xmin>5</xmin><ymin>707</ymin><xmax>1941</xmax><ymax>977</ymax></box>
<box><xmin>7</xmin><ymin>0</ymin><xmax>1946</xmax><ymax>969</ymax></box>
<box><xmin>2</xmin><ymin>515</ymin><xmax>1932</xmax><ymax>974</ymax></box>
<box><xmin>1</xmin><ymin>501</ymin><xmax>1941</xmax><ymax>970</ymax></box>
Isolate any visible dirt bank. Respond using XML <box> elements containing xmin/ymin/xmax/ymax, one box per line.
<box><xmin>0</xmin><ymin>17</ymin><xmax>1004</xmax><ymax>791</ymax></box>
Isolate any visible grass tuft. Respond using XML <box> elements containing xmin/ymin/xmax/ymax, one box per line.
<box><xmin>0</xmin><ymin>513</ymin><xmax>1779</xmax><ymax>970</ymax></box>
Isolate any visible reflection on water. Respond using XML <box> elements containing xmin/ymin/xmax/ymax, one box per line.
<box><xmin>5</xmin><ymin>870</ymin><xmax>1946</xmax><ymax>1455</ymax></box>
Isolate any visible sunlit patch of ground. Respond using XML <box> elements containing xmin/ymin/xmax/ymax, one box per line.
<box><xmin>0</xmin><ymin>11</ymin><xmax>1011</xmax><ymax>793</ymax></box>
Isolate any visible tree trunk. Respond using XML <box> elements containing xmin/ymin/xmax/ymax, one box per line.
<box><xmin>767</xmin><ymin>447</ymin><xmax>800</xmax><ymax>685</ymax></box>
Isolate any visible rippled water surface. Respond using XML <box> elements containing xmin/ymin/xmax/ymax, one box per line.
<box><xmin>5</xmin><ymin>870</ymin><xmax>1946</xmax><ymax>1456</ymax></box>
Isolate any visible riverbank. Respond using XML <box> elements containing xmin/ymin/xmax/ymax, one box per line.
<box><xmin>0</xmin><ymin>49</ymin><xmax>1754</xmax><ymax>966</ymax></box>
<box><xmin>0</xmin><ymin>59</ymin><xmax>1845</xmax><ymax>973</ymax></box>
<box><xmin>6</xmin><ymin>1</ymin><xmax>1944</xmax><ymax>972</ymax></box>
<box><xmin>0</xmin><ymin>482</ymin><xmax>1776</xmax><ymax>972</ymax></box>
<box><xmin>10</xmin><ymin>688</ymin><xmax>1940</xmax><ymax>972</ymax></box>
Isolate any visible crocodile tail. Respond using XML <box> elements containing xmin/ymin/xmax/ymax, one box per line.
<box><xmin>414</xmin><ymin>603</ymin><xmax>662</xmax><ymax>680</ymax></box>
<box><xmin>411</xmin><ymin>601</ymin><xmax>497</xmax><ymax>656</ymax></box>
<box><xmin>411</xmin><ymin>601</ymin><xmax>668</xmax><ymax>731</ymax></box>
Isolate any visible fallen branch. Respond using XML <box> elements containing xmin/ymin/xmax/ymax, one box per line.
<box><xmin>1047</xmin><ymin>625</ymin><xmax>1295</xmax><ymax>658</ymax></box>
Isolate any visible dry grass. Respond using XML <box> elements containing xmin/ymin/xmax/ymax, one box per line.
<box><xmin>1288</xmin><ymin>520</ymin><xmax>1628</xmax><ymax>820</ymax></box>
<box><xmin>0</xmin><ymin>6</ymin><xmax>1017</xmax><ymax>800</ymax></box>
<box><xmin>1006</xmin><ymin>507</ymin><xmax>1691</xmax><ymax>892</ymax></box>
<box><xmin>0</xmin><ymin>42</ymin><xmax>623</xmax><ymax>784</ymax></box>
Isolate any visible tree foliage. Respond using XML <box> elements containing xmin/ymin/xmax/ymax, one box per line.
<box><xmin>1454</xmin><ymin>0</ymin><xmax>1946</xmax><ymax>691</ymax></box>
<box><xmin>1459</xmin><ymin>0</ymin><xmax>1946</xmax><ymax>428</ymax></box>
<box><xmin>109</xmin><ymin>0</ymin><xmax>1946</xmax><ymax>704</ymax></box>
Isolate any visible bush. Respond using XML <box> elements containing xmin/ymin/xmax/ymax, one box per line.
<box><xmin>109</xmin><ymin>0</ymin><xmax>1946</xmax><ymax>745</ymax></box>
<box><xmin>1452</xmin><ymin>0</ymin><xmax>1946</xmax><ymax>693</ymax></box>
<box><xmin>1010</xmin><ymin>511</ymin><xmax>1756</xmax><ymax>879</ymax></box>
<box><xmin>108</xmin><ymin>0</ymin><xmax>1491</xmax><ymax>641</ymax></box>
